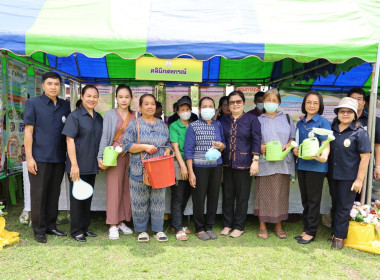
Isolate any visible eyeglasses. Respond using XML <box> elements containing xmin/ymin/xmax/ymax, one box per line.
<box><xmin>306</xmin><ymin>102</ymin><xmax>319</xmax><ymax>106</ymax></box>
<box><xmin>338</xmin><ymin>109</ymin><xmax>354</xmax><ymax>115</ymax></box>
<box><xmin>229</xmin><ymin>100</ymin><xmax>243</xmax><ymax>105</ymax></box>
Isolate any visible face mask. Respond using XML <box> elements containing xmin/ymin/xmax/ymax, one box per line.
<box><xmin>201</xmin><ymin>108</ymin><xmax>215</xmax><ymax>120</ymax></box>
<box><xmin>256</xmin><ymin>103</ymin><xmax>264</xmax><ymax>110</ymax></box>
<box><xmin>264</xmin><ymin>102</ymin><xmax>279</xmax><ymax>113</ymax></box>
<box><xmin>178</xmin><ymin>111</ymin><xmax>191</xmax><ymax>121</ymax></box>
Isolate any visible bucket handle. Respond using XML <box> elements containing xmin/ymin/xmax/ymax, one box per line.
<box><xmin>142</xmin><ymin>146</ymin><xmax>172</xmax><ymax>160</ymax></box>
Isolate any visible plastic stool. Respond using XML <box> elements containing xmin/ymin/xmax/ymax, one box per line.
<box><xmin>8</xmin><ymin>175</ymin><xmax>17</xmax><ymax>205</ymax></box>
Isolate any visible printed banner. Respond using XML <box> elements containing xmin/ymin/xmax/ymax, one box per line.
<box><xmin>130</xmin><ymin>86</ymin><xmax>154</xmax><ymax>112</ymax></box>
<box><xmin>6</xmin><ymin>59</ymin><xmax>27</xmax><ymax>173</ymax></box>
<box><xmin>34</xmin><ymin>68</ymin><xmax>44</xmax><ymax>97</ymax></box>
<box><xmin>200</xmin><ymin>86</ymin><xmax>225</xmax><ymax>108</ymax></box>
<box><xmin>0</xmin><ymin>57</ymin><xmax>5</xmax><ymax>176</ymax></box>
<box><xmin>164</xmin><ymin>86</ymin><xmax>190</xmax><ymax>117</ymax></box>
<box><xmin>94</xmin><ymin>85</ymin><xmax>114</xmax><ymax>116</ymax></box>
<box><xmin>236</xmin><ymin>86</ymin><xmax>260</xmax><ymax>112</ymax></box>
<box><xmin>136</xmin><ymin>57</ymin><xmax>203</xmax><ymax>82</ymax></box>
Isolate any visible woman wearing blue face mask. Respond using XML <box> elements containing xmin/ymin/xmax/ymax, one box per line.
<box><xmin>255</xmin><ymin>89</ymin><xmax>296</xmax><ymax>240</ymax></box>
<box><xmin>184</xmin><ymin>97</ymin><xmax>226</xmax><ymax>241</ymax></box>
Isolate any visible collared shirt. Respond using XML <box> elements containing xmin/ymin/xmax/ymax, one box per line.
<box><xmin>247</xmin><ymin>107</ymin><xmax>263</xmax><ymax>117</ymax></box>
<box><xmin>328</xmin><ymin>122</ymin><xmax>371</xmax><ymax>180</ymax></box>
<box><xmin>220</xmin><ymin>113</ymin><xmax>261</xmax><ymax>170</ymax></box>
<box><xmin>24</xmin><ymin>94</ymin><xmax>71</xmax><ymax>163</ymax></box>
<box><xmin>62</xmin><ymin>106</ymin><xmax>103</xmax><ymax>175</ymax></box>
<box><xmin>296</xmin><ymin>113</ymin><xmax>331</xmax><ymax>173</ymax></box>
<box><xmin>169</xmin><ymin>119</ymin><xmax>188</xmax><ymax>160</ymax></box>
<box><xmin>257</xmin><ymin>111</ymin><xmax>296</xmax><ymax>176</ymax></box>
<box><xmin>184</xmin><ymin>118</ymin><xmax>225</xmax><ymax>167</ymax></box>
<box><xmin>123</xmin><ymin>117</ymin><xmax>171</xmax><ymax>181</ymax></box>
<box><xmin>358</xmin><ymin>111</ymin><xmax>380</xmax><ymax>143</ymax></box>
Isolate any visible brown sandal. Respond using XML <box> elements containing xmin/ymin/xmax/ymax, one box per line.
<box><xmin>275</xmin><ymin>229</ymin><xmax>288</xmax><ymax>239</ymax></box>
<box><xmin>258</xmin><ymin>229</ymin><xmax>268</xmax><ymax>239</ymax></box>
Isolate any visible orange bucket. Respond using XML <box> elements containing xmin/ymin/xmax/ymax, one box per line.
<box><xmin>142</xmin><ymin>155</ymin><xmax>175</xmax><ymax>188</ymax></box>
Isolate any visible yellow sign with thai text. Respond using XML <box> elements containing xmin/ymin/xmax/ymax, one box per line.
<box><xmin>136</xmin><ymin>57</ymin><xmax>202</xmax><ymax>82</ymax></box>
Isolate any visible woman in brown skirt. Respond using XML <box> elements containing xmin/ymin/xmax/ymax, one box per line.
<box><xmin>98</xmin><ymin>85</ymin><xmax>135</xmax><ymax>240</ymax></box>
<box><xmin>255</xmin><ymin>89</ymin><xmax>296</xmax><ymax>239</ymax></box>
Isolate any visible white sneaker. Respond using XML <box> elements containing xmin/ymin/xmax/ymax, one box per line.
<box><xmin>109</xmin><ymin>226</ymin><xmax>119</xmax><ymax>240</ymax></box>
<box><xmin>118</xmin><ymin>223</ymin><xmax>133</xmax><ymax>235</ymax></box>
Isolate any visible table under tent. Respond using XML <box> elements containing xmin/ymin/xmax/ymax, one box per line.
<box><xmin>1</xmin><ymin>0</ymin><xmax>380</xmax><ymax>214</ymax></box>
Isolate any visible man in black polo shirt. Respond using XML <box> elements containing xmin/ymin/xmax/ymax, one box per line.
<box><xmin>24</xmin><ymin>72</ymin><xmax>71</xmax><ymax>243</ymax></box>
<box><xmin>347</xmin><ymin>87</ymin><xmax>380</xmax><ymax>180</ymax></box>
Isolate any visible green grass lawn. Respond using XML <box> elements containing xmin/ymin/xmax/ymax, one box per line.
<box><xmin>1</xmin><ymin>203</ymin><xmax>379</xmax><ymax>280</ymax></box>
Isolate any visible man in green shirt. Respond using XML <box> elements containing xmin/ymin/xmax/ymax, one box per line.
<box><xmin>169</xmin><ymin>96</ymin><xmax>193</xmax><ymax>241</ymax></box>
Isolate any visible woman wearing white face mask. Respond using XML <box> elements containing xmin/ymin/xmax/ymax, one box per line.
<box><xmin>255</xmin><ymin>89</ymin><xmax>296</xmax><ymax>240</ymax></box>
<box><xmin>169</xmin><ymin>96</ymin><xmax>194</xmax><ymax>241</ymax></box>
<box><xmin>184</xmin><ymin>97</ymin><xmax>226</xmax><ymax>241</ymax></box>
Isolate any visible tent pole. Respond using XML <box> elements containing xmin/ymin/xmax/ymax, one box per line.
<box><xmin>365</xmin><ymin>41</ymin><xmax>380</xmax><ymax>203</ymax></box>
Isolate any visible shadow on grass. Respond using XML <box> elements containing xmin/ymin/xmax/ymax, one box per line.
<box><xmin>2</xmin><ymin>201</ymin><xmax>376</xmax><ymax>261</ymax></box>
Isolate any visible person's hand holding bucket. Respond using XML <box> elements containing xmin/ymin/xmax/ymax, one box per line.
<box><xmin>144</xmin><ymin>144</ymin><xmax>158</xmax><ymax>154</ymax></box>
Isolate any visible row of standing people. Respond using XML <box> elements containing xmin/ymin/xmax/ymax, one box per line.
<box><xmin>25</xmin><ymin>72</ymin><xmax>371</xmax><ymax>250</ymax></box>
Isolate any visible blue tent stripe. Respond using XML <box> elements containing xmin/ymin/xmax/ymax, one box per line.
<box><xmin>0</xmin><ymin>0</ymin><xmax>46</xmax><ymax>54</ymax></box>
<box><xmin>76</xmin><ymin>53</ymin><xmax>108</xmax><ymax>79</ymax></box>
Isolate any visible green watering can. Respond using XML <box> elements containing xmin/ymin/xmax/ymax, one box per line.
<box><xmin>299</xmin><ymin>134</ymin><xmax>335</xmax><ymax>160</ymax></box>
<box><xmin>103</xmin><ymin>146</ymin><xmax>123</xmax><ymax>166</ymax></box>
<box><xmin>264</xmin><ymin>140</ymin><xmax>298</xmax><ymax>161</ymax></box>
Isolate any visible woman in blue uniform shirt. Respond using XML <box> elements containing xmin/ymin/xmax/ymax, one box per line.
<box><xmin>328</xmin><ymin>97</ymin><xmax>371</xmax><ymax>250</ymax></box>
<box><xmin>293</xmin><ymin>91</ymin><xmax>331</xmax><ymax>244</ymax></box>
<box><xmin>63</xmin><ymin>85</ymin><xmax>103</xmax><ymax>242</ymax></box>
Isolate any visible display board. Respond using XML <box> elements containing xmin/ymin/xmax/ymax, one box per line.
<box><xmin>6</xmin><ymin>59</ymin><xmax>27</xmax><ymax>173</ymax></box>
<box><xmin>0</xmin><ymin>56</ymin><xmax>5</xmax><ymax>176</ymax></box>
<box><xmin>199</xmin><ymin>86</ymin><xmax>225</xmax><ymax>108</ymax></box>
<box><xmin>236</xmin><ymin>86</ymin><xmax>260</xmax><ymax>112</ymax></box>
<box><xmin>130</xmin><ymin>86</ymin><xmax>154</xmax><ymax>112</ymax></box>
<box><xmin>94</xmin><ymin>85</ymin><xmax>114</xmax><ymax>116</ymax></box>
<box><xmin>164</xmin><ymin>86</ymin><xmax>190</xmax><ymax>117</ymax></box>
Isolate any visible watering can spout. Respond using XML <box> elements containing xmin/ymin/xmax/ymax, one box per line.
<box><xmin>280</xmin><ymin>141</ymin><xmax>298</xmax><ymax>160</ymax></box>
<box><xmin>317</xmin><ymin>134</ymin><xmax>335</xmax><ymax>155</ymax></box>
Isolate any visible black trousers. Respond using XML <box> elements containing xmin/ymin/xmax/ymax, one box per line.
<box><xmin>170</xmin><ymin>179</ymin><xmax>192</xmax><ymax>233</ymax></box>
<box><xmin>69</xmin><ymin>174</ymin><xmax>96</xmax><ymax>237</ymax></box>
<box><xmin>29</xmin><ymin>162</ymin><xmax>65</xmax><ymax>236</ymax></box>
<box><xmin>192</xmin><ymin>165</ymin><xmax>222</xmax><ymax>233</ymax></box>
<box><xmin>222</xmin><ymin>167</ymin><xmax>252</xmax><ymax>231</ymax></box>
<box><xmin>328</xmin><ymin>178</ymin><xmax>356</xmax><ymax>239</ymax></box>
<box><xmin>297</xmin><ymin>170</ymin><xmax>325</xmax><ymax>236</ymax></box>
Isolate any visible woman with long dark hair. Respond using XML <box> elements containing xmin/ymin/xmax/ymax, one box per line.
<box><xmin>98</xmin><ymin>85</ymin><xmax>135</xmax><ymax>240</ymax></box>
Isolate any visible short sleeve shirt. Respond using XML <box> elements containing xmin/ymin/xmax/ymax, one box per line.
<box><xmin>23</xmin><ymin>94</ymin><xmax>71</xmax><ymax>163</ymax></box>
<box><xmin>296</xmin><ymin>114</ymin><xmax>331</xmax><ymax>173</ymax></box>
<box><xmin>328</xmin><ymin>122</ymin><xmax>371</xmax><ymax>180</ymax></box>
<box><xmin>358</xmin><ymin>111</ymin><xmax>380</xmax><ymax>144</ymax></box>
<box><xmin>62</xmin><ymin>106</ymin><xmax>103</xmax><ymax>175</ymax></box>
<box><xmin>169</xmin><ymin>119</ymin><xmax>188</xmax><ymax>160</ymax></box>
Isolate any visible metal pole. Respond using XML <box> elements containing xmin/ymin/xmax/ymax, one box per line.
<box><xmin>365</xmin><ymin>40</ymin><xmax>380</xmax><ymax>203</ymax></box>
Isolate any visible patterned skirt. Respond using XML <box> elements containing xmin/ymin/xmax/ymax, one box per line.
<box><xmin>254</xmin><ymin>173</ymin><xmax>290</xmax><ymax>223</ymax></box>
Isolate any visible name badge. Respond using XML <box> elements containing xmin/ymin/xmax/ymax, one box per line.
<box><xmin>344</xmin><ymin>138</ymin><xmax>351</xmax><ymax>147</ymax></box>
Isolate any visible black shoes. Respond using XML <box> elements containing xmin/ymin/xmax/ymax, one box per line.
<box><xmin>35</xmin><ymin>234</ymin><xmax>47</xmax><ymax>243</ymax></box>
<box><xmin>72</xmin><ymin>235</ymin><xmax>87</xmax><ymax>242</ymax></box>
<box><xmin>46</xmin><ymin>229</ymin><xmax>67</xmax><ymax>236</ymax></box>
<box><xmin>298</xmin><ymin>236</ymin><xmax>315</xmax><ymax>244</ymax></box>
<box><xmin>84</xmin><ymin>231</ymin><xmax>97</xmax><ymax>237</ymax></box>
<box><xmin>294</xmin><ymin>235</ymin><xmax>303</xmax><ymax>241</ymax></box>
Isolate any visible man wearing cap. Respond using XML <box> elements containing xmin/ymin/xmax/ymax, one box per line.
<box><xmin>24</xmin><ymin>72</ymin><xmax>71</xmax><ymax>243</ymax></box>
<box><xmin>328</xmin><ymin>97</ymin><xmax>371</xmax><ymax>250</ymax></box>
<box><xmin>169</xmin><ymin>96</ymin><xmax>193</xmax><ymax>241</ymax></box>
<box><xmin>347</xmin><ymin>87</ymin><xmax>380</xmax><ymax>180</ymax></box>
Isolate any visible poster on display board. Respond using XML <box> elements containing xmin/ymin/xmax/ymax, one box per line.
<box><xmin>0</xmin><ymin>56</ymin><xmax>6</xmax><ymax>176</ymax></box>
<box><xmin>34</xmin><ymin>68</ymin><xmax>45</xmax><ymax>97</ymax></box>
<box><xmin>200</xmin><ymin>86</ymin><xmax>225</xmax><ymax>110</ymax></box>
<box><xmin>94</xmin><ymin>85</ymin><xmax>114</xmax><ymax>116</ymax></box>
<box><xmin>164</xmin><ymin>86</ymin><xmax>190</xmax><ymax>118</ymax></box>
<box><xmin>130</xmin><ymin>86</ymin><xmax>155</xmax><ymax>112</ymax></box>
<box><xmin>236</xmin><ymin>86</ymin><xmax>260</xmax><ymax>112</ymax></box>
<box><xmin>279</xmin><ymin>90</ymin><xmax>346</xmax><ymax>123</ymax></box>
<box><xmin>6</xmin><ymin>59</ymin><xmax>27</xmax><ymax>172</ymax></box>
<box><xmin>70</xmin><ymin>81</ymin><xmax>80</xmax><ymax>111</ymax></box>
